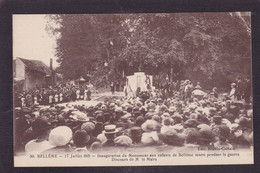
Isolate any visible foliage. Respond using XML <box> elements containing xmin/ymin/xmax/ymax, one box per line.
<box><xmin>46</xmin><ymin>12</ymin><xmax>251</xmax><ymax>90</ymax></box>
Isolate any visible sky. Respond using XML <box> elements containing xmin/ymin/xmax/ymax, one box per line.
<box><xmin>13</xmin><ymin>15</ymin><xmax>58</xmax><ymax>68</ymax></box>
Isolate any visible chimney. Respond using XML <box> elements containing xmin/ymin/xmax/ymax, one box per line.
<box><xmin>50</xmin><ymin>58</ymin><xmax>53</xmax><ymax>71</ymax></box>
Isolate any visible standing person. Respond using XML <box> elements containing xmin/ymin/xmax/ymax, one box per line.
<box><xmin>21</xmin><ymin>94</ymin><xmax>26</xmax><ymax>107</ymax></box>
<box><xmin>244</xmin><ymin>77</ymin><xmax>251</xmax><ymax>104</ymax></box>
<box><xmin>110</xmin><ymin>82</ymin><xmax>115</xmax><ymax>95</ymax></box>
<box><xmin>76</xmin><ymin>87</ymin><xmax>80</xmax><ymax>101</ymax></box>
<box><xmin>236</xmin><ymin>77</ymin><xmax>243</xmax><ymax>100</ymax></box>
<box><xmin>87</xmin><ymin>87</ymin><xmax>91</xmax><ymax>101</ymax></box>
<box><xmin>184</xmin><ymin>80</ymin><xmax>190</xmax><ymax>101</ymax></box>
<box><xmin>124</xmin><ymin>86</ymin><xmax>128</xmax><ymax>97</ymax></box>
<box><xmin>49</xmin><ymin>93</ymin><xmax>53</xmax><ymax>105</ymax></box>
<box><xmin>33</xmin><ymin>95</ymin><xmax>38</xmax><ymax>105</ymax></box>
<box><xmin>59</xmin><ymin>92</ymin><xmax>63</xmax><ymax>103</ymax></box>
<box><xmin>84</xmin><ymin>88</ymin><xmax>88</xmax><ymax>100</ymax></box>
<box><xmin>26</xmin><ymin>93</ymin><xmax>33</xmax><ymax>107</ymax></box>
<box><xmin>80</xmin><ymin>87</ymin><xmax>84</xmax><ymax>100</ymax></box>
<box><xmin>212</xmin><ymin>87</ymin><xmax>218</xmax><ymax>98</ymax></box>
<box><xmin>229</xmin><ymin>83</ymin><xmax>236</xmax><ymax>100</ymax></box>
<box><xmin>54</xmin><ymin>92</ymin><xmax>59</xmax><ymax>103</ymax></box>
<box><xmin>116</xmin><ymin>81</ymin><xmax>120</xmax><ymax>92</ymax></box>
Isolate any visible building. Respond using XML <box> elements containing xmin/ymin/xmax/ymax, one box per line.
<box><xmin>13</xmin><ymin>57</ymin><xmax>53</xmax><ymax>91</ymax></box>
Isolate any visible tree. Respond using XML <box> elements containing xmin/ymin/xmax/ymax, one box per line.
<box><xmin>46</xmin><ymin>12</ymin><xmax>251</xmax><ymax>90</ymax></box>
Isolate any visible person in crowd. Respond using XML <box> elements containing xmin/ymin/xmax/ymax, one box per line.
<box><xmin>14</xmin><ymin>78</ymin><xmax>253</xmax><ymax>155</ymax></box>
<box><xmin>42</xmin><ymin>126</ymin><xmax>74</xmax><ymax>154</ymax></box>
<box><xmin>110</xmin><ymin>82</ymin><xmax>115</xmax><ymax>95</ymax></box>
<box><xmin>235</xmin><ymin>77</ymin><xmax>243</xmax><ymax>100</ymax></box>
<box><xmin>54</xmin><ymin>92</ymin><xmax>59</xmax><ymax>103</ymax></box>
<box><xmin>72</xmin><ymin>129</ymin><xmax>90</xmax><ymax>152</ymax></box>
<box><xmin>102</xmin><ymin>125</ymin><xmax>118</xmax><ymax>147</ymax></box>
<box><xmin>116</xmin><ymin>81</ymin><xmax>120</xmax><ymax>92</ymax></box>
<box><xmin>229</xmin><ymin>83</ymin><xmax>236</xmax><ymax>100</ymax></box>
<box><xmin>25</xmin><ymin>118</ymin><xmax>53</xmax><ymax>154</ymax></box>
<box><xmin>59</xmin><ymin>92</ymin><xmax>63</xmax><ymax>103</ymax></box>
<box><xmin>87</xmin><ymin>88</ymin><xmax>92</xmax><ymax>101</ymax></box>
<box><xmin>49</xmin><ymin>94</ymin><xmax>53</xmax><ymax>105</ymax></box>
<box><xmin>244</xmin><ymin>77</ymin><xmax>251</xmax><ymax>104</ymax></box>
<box><xmin>76</xmin><ymin>87</ymin><xmax>81</xmax><ymax>101</ymax></box>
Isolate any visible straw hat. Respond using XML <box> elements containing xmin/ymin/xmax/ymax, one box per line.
<box><xmin>103</xmin><ymin>125</ymin><xmax>119</xmax><ymax>134</ymax></box>
<box><xmin>70</xmin><ymin>111</ymin><xmax>89</xmax><ymax>122</ymax></box>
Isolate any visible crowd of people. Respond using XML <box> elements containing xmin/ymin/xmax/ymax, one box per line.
<box><xmin>14</xmin><ymin>83</ymin><xmax>95</xmax><ymax>107</ymax></box>
<box><xmin>14</xmin><ymin>78</ymin><xmax>253</xmax><ymax>155</ymax></box>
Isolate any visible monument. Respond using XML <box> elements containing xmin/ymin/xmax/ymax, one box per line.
<box><xmin>125</xmin><ymin>72</ymin><xmax>153</xmax><ymax>95</ymax></box>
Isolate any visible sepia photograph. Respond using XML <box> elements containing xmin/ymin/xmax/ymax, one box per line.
<box><xmin>13</xmin><ymin>12</ymin><xmax>253</xmax><ymax>166</ymax></box>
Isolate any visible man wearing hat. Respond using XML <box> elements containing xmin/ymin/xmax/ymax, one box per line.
<box><xmin>102</xmin><ymin>125</ymin><xmax>118</xmax><ymax>147</ymax></box>
<box><xmin>129</xmin><ymin>126</ymin><xmax>143</xmax><ymax>144</ymax></box>
<box><xmin>73</xmin><ymin>129</ymin><xmax>90</xmax><ymax>152</ymax></box>
<box><xmin>81</xmin><ymin>122</ymin><xmax>100</xmax><ymax>148</ymax></box>
<box><xmin>214</xmin><ymin>125</ymin><xmax>233</xmax><ymax>149</ymax></box>
<box><xmin>197</xmin><ymin>127</ymin><xmax>215</xmax><ymax>147</ymax></box>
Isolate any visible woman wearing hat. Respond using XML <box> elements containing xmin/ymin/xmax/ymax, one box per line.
<box><xmin>140</xmin><ymin>120</ymin><xmax>160</xmax><ymax>145</ymax></box>
<box><xmin>42</xmin><ymin>126</ymin><xmax>74</xmax><ymax>154</ymax></box>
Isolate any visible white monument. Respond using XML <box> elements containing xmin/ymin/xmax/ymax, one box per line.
<box><xmin>125</xmin><ymin>72</ymin><xmax>153</xmax><ymax>95</ymax></box>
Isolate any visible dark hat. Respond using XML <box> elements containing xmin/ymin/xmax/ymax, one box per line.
<box><xmin>126</xmin><ymin>105</ymin><xmax>133</xmax><ymax>113</ymax></box>
<box><xmin>213</xmin><ymin>115</ymin><xmax>222</xmax><ymax>124</ymax></box>
<box><xmin>186</xmin><ymin>129</ymin><xmax>200</xmax><ymax>144</ymax></box>
<box><xmin>130</xmin><ymin>126</ymin><xmax>143</xmax><ymax>137</ymax></box>
<box><xmin>96</xmin><ymin>114</ymin><xmax>104</xmax><ymax>122</ymax></box>
<box><xmin>133</xmin><ymin>111</ymin><xmax>142</xmax><ymax>116</ymax></box>
<box><xmin>31</xmin><ymin>117</ymin><xmax>51</xmax><ymax>134</ymax></box>
<box><xmin>223</xmin><ymin>112</ymin><xmax>235</xmax><ymax>121</ymax></box>
<box><xmin>184</xmin><ymin>119</ymin><xmax>198</xmax><ymax>128</ymax></box>
<box><xmin>133</xmin><ymin>106</ymin><xmax>139</xmax><ymax>112</ymax></box>
<box><xmin>162</xmin><ymin>130</ymin><xmax>184</xmax><ymax>146</ymax></box>
<box><xmin>73</xmin><ymin>129</ymin><xmax>90</xmax><ymax>146</ymax></box>
<box><xmin>81</xmin><ymin>122</ymin><xmax>95</xmax><ymax>133</ymax></box>
<box><xmin>135</xmin><ymin>116</ymin><xmax>145</xmax><ymax>126</ymax></box>
<box><xmin>217</xmin><ymin>125</ymin><xmax>230</xmax><ymax>139</ymax></box>
<box><xmin>238</xmin><ymin>117</ymin><xmax>250</xmax><ymax>128</ymax></box>
<box><xmin>199</xmin><ymin>130</ymin><xmax>215</xmax><ymax>142</ymax></box>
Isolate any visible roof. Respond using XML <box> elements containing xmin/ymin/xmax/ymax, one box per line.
<box><xmin>16</xmin><ymin>57</ymin><xmax>52</xmax><ymax>75</ymax></box>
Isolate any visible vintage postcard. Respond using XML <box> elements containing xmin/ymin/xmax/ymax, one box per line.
<box><xmin>13</xmin><ymin>12</ymin><xmax>253</xmax><ymax>167</ymax></box>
